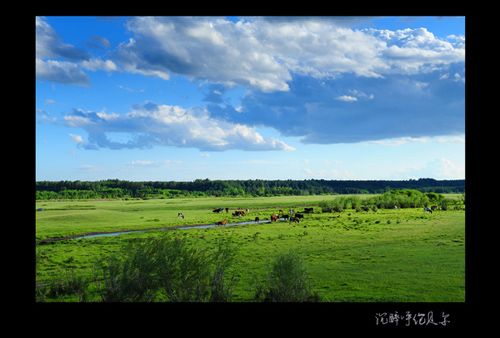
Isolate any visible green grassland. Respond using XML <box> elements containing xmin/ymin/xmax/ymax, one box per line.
<box><xmin>35</xmin><ymin>194</ymin><xmax>465</xmax><ymax>302</ymax></box>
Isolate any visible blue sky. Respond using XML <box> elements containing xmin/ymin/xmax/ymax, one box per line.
<box><xmin>36</xmin><ymin>16</ymin><xmax>465</xmax><ymax>181</ymax></box>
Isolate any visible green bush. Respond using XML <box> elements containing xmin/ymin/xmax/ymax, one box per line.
<box><xmin>255</xmin><ymin>252</ymin><xmax>320</xmax><ymax>302</ymax></box>
<box><xmin>96</xmin><ymin>236</ymin><xmax>238</xmax><ymax>302</ymax></box>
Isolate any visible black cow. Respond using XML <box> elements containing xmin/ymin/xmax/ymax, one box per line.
<box><xmin>295</xmin><ymin>213</ymin><xmax>304</xmax><ymax>219</ymax></box>
<box><xmin>282</xmin><ymin>214</ymin><xmax>289</xmax><ymax>220</ymax></box>
<box><xmin>289</xmin><ymin>217</ymin><xmax>300</xmax><ymax>223</ymax></box>
<box><xmin>255</xmin><ymin>217</ymin><xmax>260</xmax><ymax>222</ymax></box>
<box><xmin>424</xmin><ymin>207</ymin><xmax>433</xmax><ymax>213</ymax></box>
<box><xmin>213</xmin><ymin>208</ymin><xmax>224</xmax><ymax>213</ymax></box>
<box><xmin>304</xmin><ymin>207</ymin><xmax>314</xmax><ymax>213</ymax></box>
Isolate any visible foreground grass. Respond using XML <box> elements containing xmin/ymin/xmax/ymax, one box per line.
<box><xmin>36</xmin><ymin>196</ymin><xmax>464</xmax><ymax>302</ymax></box>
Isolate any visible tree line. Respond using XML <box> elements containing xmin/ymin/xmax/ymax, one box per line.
<box><xmin>36</xmin><ymin>178</ymin><xmax>465</xmax><ymax>200</ymax></box>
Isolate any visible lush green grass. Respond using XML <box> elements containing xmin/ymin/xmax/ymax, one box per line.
<box><xmin>36</xmin><ymin>195</ymin><xmax>465</xmax><ymax>302</ymax></box>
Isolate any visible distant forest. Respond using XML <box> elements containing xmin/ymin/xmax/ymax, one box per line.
<box><xmin>35</xmin><ymin>178</ymin><xmax>465</xmax><ymax>200</ymax></box>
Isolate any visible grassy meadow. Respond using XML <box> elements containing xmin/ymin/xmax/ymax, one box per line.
<box><xmin>35</xmin><ymin>194</ymin><xmax>465</xmax><ymax>302</ymax></box>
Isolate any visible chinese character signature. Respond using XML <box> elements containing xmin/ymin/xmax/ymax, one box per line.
<box><xmin>375</xmin><ymin>311</ymin><xmax>450</xmax><ymax>327</ymax></box>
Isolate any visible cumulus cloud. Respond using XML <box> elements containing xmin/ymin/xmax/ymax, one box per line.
<box><xmin>113</xmin><ymin>17</ymin><xmax>465</xmax><ymax>92</ymax></box>
<box><xmin>36</xmin><ymin>17</ymin><xmax>118</xmax><ymax>85</ymax></box>
<box><xmin>36</xmin><ymin>16</ymin><xmax>90</xmax><ymax>60</ymax></box>
<box><xmin>36</xmin><ymin>58</ymin><xmax>89</xmax><ymax>85</ymax></box>
<box><xmin>62</xmin><ymin>103</ymin><xmax>295</xmax><ymax>152</ymax></box>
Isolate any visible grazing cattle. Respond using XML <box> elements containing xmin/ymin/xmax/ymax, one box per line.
<box><xmin>424</xmin><ymin>207</ymin><xmax>433</xmax><ymax>213</ymax></box>
<box><xmin>295</xmin><ymin>213</ymin><xmax>304</xmax><ymax>219</ymax></box>
<box><xmin>255</xmin><ymin>217</ymin><xmax>260</xmax><ymax>222</ymax></box>
<box><xmin>271</xmin><ymin>214</ymin><xmax>278</xmax><ymax>222</ymax></box>
<box><xmin>225</xmin><ymin>207</ymin><xmax>229</xmax><ymax>213</ymax></box>
<box><xmin>289</xmin><ymin>217</ymin><xmax>300</xmax><ymax>223</ymax></box>
<box><xmin>304</xmin><ymin>207</ymin><xmax>314</xmax><ymax>213</ymax></box>
<box><xmin>177</xmin><ymin>212</ymin><xmax>185</xmax><ymax>219</ymax></box>
<box><xmin>232</xmin><ymin>210</ymin><xmax>246</xmax><ymax>217</ymax></box>
<box><xmin>282</xmin><ymin>214</ymin><xmax>289</xmax><ymax>220</ymax></box>
<box><xmin>431</xmin><ymin>205</ymin><xmax>438</xmax><ymax>211</ymax></box>
<box><xmin>213</xmin><ymin>208</ymin><xmax>224</xmax><ymax>213</ymax></box>
<box><xmin>216</xmin><ymin>219</ymin><xmax>228</xmax><ymax>225</ymax></box>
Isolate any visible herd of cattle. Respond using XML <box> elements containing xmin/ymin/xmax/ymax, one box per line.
<box><xmin>211</xmin><ymin>207</ymin><xmax>315</xmax><ymax>226</ymax></box>
<box><xmin>179</xmin><ymin>204</ymin><xmax>438</xmax><ymax>227</ymax></box>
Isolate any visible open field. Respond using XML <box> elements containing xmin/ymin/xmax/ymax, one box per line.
<box><xmin>35</xmin><ymin>194</ymin><xmax>465</xmax><ymax>302</ymax></box>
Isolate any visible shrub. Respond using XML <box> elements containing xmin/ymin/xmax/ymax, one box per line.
<box><xmin>255</xmin><ymin>252</ymin><xmax>320</xmax><ymax>302</ymax></box>
<box><xmin>97</xmin><ymin>235</ymin><xmax>238</xmax><ymax>302</ymax></box>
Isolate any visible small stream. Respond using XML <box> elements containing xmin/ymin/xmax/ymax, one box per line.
<box><xmin>40</xmin><ymin>218</ymin><xmax>285</xmax><ymax>244</ymax></box>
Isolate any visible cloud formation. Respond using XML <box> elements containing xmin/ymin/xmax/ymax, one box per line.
<box><xmin>61</xmin><ymin>103</ymin><xmax>295</xmax><ymax>152</ymax></box>
<box><xmin>115</xmin><ymin>17</ymin><xmax>465</xmax><ymax>92</ymax></box>
<box><xmin>206</xmin><ymin>70</ymin><xmax>464</xmax><ymax>144</ymax></box>
<box><xmin>36</xmin><ymin>17</ymin><xmax>117</xmax><ymax>85</ymax></box>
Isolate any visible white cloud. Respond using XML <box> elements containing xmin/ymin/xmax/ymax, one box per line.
<box><xmin>69</xmin><ymin>133</ymin><xmax>84</xmax><ymax>144</ymax></box>
<box><xmin>114</xmin><ymin>17</ymin><xmax>465</xmax><ymax>92</ymax></box>
<box><xmin>36</xmin><ymin>17</ymin><xmax>89</xmax><ymax>60</ymax></box>
<box><xmin>36</xmin><ymin>58</ymin><xmax>89</xmax><ymax>85</ymax></box>
<box><xmin>335</xmin><ymin>95</ymin><xmax>358</xmax><ymax>102</ymax></box>
<box><xmin>130</xmin><ymin>160</ymin><xmax>157</xmax><ymax>167</ymax></box>
<box><xmin>63</xmin><ymin>103</ymin><xmax>295</xmax><ymax>152</ymax></box>
<box><xmin>367</xmin><ymin>134</ymin><xmax>465</xmax><ymax>146</ymax></box>
<box><xmin>81</xmin><ymin>59</ymin><xmax>117</xmax><ymax>72</ymax></box>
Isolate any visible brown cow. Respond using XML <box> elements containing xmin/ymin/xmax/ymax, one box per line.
<box><xmin>271</xmin><ymin>214</ymin><xmax>278</xmax><ymax>222</ymax></box>
<box><xmin>217</xmin><ymin>219</ymin><xmax>228</xmax><ymax>225</ymax></box>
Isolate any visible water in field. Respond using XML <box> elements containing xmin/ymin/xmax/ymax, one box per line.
<box><xmin>74</xmin><ymin>218</ymin><xmax>285</xmax><ymax>239</ymax></box>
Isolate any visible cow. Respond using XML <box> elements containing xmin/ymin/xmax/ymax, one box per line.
<box><xmin>431</xmin><ymin>205</ymin><xmax>438</xmax><ymax>211</ymax></box>
<box><xmin>216</xmin><ymin>219</ymin><xmax>228</xmax><ymax>226</ymax></box>
<box><xmin>177</xmin><ymin>212</ymin><xmax>185</xmax><ymax>219</ymax></box>
<box><xmin>289</xmin><ymin>217</ymin><xmax>300</xmax><ymax>223</ymax></box>
<box><xmin>232</xmin><ymin>210</ymin><xmax>246</xmax><ymax>217</ymax></box>
<box><xmin>304</xmin><ymin>207</ymin><xmax>314</xmax><ymax>213</ymax></box>
<box><xmin>213</xmin><ymin>208</ymin><xmax>224</xmax><ymax>213</ymax></box>
<box><xmin>295</xmin><ymin>213</ymin><xmax>304</xmax><ymax>219</ymax></box>
<box><xmin>225</xmin><ymin>207</ymin><xmax>229</xmax><ymax>213</ymax></box>
<box><xmin>271</xmin><ymin>214</ymin><xmax>278</xmax><ymax>222</ymax></box>
<box><xmin>255</xmin><ymin>217</ymin><xmax>260</xmax><ymax>222</ymax></box>
<box><xmin>424</xmin><ymin>207</ymin><xmax>433</xmax><ymax>213</ymax></box>
<box><xmin>282</xmin><ymin>214</ymin><xmax>290</xmax><ymax>221</ymax></box>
